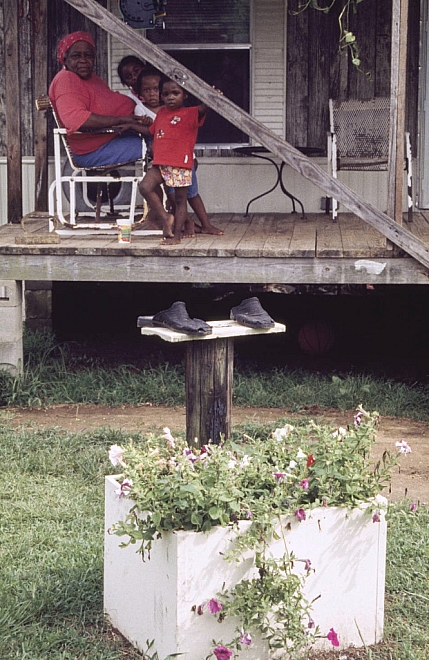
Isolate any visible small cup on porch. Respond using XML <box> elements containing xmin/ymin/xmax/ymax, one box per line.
<box><xmin>116</xmin><ymin>219</ymin><xmax>132</xmax><ymax>244</ymax></box>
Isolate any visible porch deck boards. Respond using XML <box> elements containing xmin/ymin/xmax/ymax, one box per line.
<box><xmin>1</xmin><ymin>211</ymin><xmax>429</xmax><ymax>285</ymax></box>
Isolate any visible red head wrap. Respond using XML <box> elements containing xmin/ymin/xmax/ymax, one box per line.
<box><xmin>57</xmin><ymin>31</ymin><xmax>95</xmax><ymax>65</ymax></box>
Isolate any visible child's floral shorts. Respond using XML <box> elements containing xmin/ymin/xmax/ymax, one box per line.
<box><xmin>159</xmin><ymin>165</ymin><xmax>192</xmax><ymax>187</ymax></box>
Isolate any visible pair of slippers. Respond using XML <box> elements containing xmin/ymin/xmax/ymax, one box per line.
<box><xmin>137</xmin><ymin>297</ymin><xmax>275</xmax><ymax>336</ymax></box>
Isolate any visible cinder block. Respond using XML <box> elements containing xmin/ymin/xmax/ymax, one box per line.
<box><xmin>0</xmin><ymin>304</ymin><xmax>23</xmax><ymax>339</ymax></box>
<box><xmin>0</xmin><ymin>281</ymin><xmax>22</xmax><ymax>307</ymax></box>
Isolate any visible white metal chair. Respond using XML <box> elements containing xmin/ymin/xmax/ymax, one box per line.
<box><xmin>327</xmin><ymin>97</ymin><xmax>413</xmax><ymax>222</ymax></box>
<box><xmin>36</xmin><ymin>96</ymin><xmax>156</xmax><ymax>235</ymax></box>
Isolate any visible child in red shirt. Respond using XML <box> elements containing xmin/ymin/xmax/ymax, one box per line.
<box><xmin>139</xmin><ymin>78</ymin><xmax>211</xmax><ymax>245</ymax></box>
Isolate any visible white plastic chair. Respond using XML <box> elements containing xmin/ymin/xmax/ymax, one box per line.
<box><xmin>36</xmin><ymin>95</ymin><xmax>156</xmax><ymax>235</ymax></box>
<box><xmin>327</xmin><ymin>97</ymin><xmax>413</xmax><ymax>222</ymax></box>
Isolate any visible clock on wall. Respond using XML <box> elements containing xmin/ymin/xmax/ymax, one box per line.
<box><xmin>118</xmin><ymin>0</ymin><xmax>167</xmax><ymax>29</ymax></box>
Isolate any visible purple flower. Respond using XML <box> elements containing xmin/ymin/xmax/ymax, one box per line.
<box><xmin>183</xmin><ymin>447</ymin><xmax>198</xmax><ymax>464</ymax></box>
<box><xmin>272</xmin><ymin>471</ymin><xmax>288</xmax><ymax>482</ymax></box>
<box><xmin>301</xmin><ymin>558</ymin><xmax>312</xmax><ymax>571</ymax></box>
<box><xmin>354</xmin><ymin>411</ymin><xmax>363</xmax><ymax>427</ymax></box>
<box><xmin>372</xmin><ymin>510</ymin><xmax>381</xmax><ymax>523</ymax></box>
<box><xmin>213</xmin><ymin>645</ymin><xmax>233</xmax><ymax>660</ymax></box>
<box><xmin>307</xmin><ymin>616</ymin><xmax>315</xmax><ymax>629</ymax></box>
<box><xmin>239</xmin><ymin>632</ymin><xmax>252</xmax><ymax>646</ymax></box>
<box><xmin>327</xmin><ymin>627</ymin><xmax>339</xmax><ymax>647</ymax></box>
<box><xmin>207</xmin><ymin>598</ymin><xmax>223</xmax><ymax>614</ymax></box>
<box><xmin>396</xmin><ymin>440</ymin><xmax>412</xmax><ymax>454</ymax></box>
<box><xmin>246</xmin><ymin>509</ymin><xmax>253</xmax><ymax>519</ymax></box>
<box><xmin>295</xmin><ymin>508</ymin><xmax>306</xmax><ymax>522</ymax></box>
<box><xmin>115</xmin><ymin>478</ymin><xmax>132</xmax><ymax>499</ymax></box>
<box><xmin>410</xmin><ymin>502</ymin><xmax>418</xmax><ymax>512</ymax></box>
<box><xmin>299</xmin><ymin>478</ymin><xmax>309</xmax><ymax>490</ymax></box>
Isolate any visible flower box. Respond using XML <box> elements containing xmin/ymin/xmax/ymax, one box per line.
<box><xmin>104</xmin><ymin>474</ymin><xmax>387</xmax><ymax>659</ymax></box>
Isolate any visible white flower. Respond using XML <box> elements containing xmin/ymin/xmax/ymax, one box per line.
<box><xmin>396</xmin><ymin>440</ymin><xmax>411</xmax><ymax>454</ymax></box>
<box><xmin>288</xmin><ymin>460</ymin><xmax>297</xmax><ymax>470</ymax></box>
<box><xmin>332</xmin><ymin>427</ymin><xmax>347</xmax><ymax>438</ymax></box>
<box><xmin>296</xmin><ymin>447</ymin><xmax>306</xmax><ymax>459</ymax></box>
<box><xmin>163</xmin><ymin>427</ymin><xmax>175</xmax><ymax>448</ymax></box>
<box><xmin>239</xmin><ymin>455</ymin><xmax>252</xmax><ymax>469</ymax></box>
<box><xmin>273</xmin><ymin>425</ymin><xmax>294</xmax><ymax>441</ymax></box>
<box><xmin>109</xmin><ymin>444</ymin><xmax>124</xmax><ymax>466</ymax></box>
<box><xmin>228</xmin><ymin>459</ymin><xmax>237</xmax><ymax>469</ymax></box>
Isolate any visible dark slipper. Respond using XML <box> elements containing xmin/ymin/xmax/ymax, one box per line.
<box><xmin>230</xmin><ymin>297</ymin><xmax>275</xmax><ymax>329</ymax></box>
<box><xmin>151</xmin><ymin>301</ymin><xmax>212</xmax><ymax>336</ymax></box>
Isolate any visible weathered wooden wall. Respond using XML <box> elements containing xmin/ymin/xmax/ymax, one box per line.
<box><xmin>0</xmin><ymin>0</ymin><xmax>421</xmax><ymax>157</ymax></box>
<box><xmin>286</xmin><ymin>0</ymin><xmax>420</xmax><ymax>151</ymax></box>
<box><xmin>0</xmin><ymin>0</ymin><xmax>108</xmax><ymax>158</ymax></box>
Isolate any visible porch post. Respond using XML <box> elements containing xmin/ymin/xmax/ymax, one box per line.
<box><xmin>387</xmin><ymin>0</ymin><xmax>409</xmax><ymax>225</ymax></box>
<box><xmin>4</xmin><ymin>0</ymin><xmax>22</xmax><ymax>223</ymax></box>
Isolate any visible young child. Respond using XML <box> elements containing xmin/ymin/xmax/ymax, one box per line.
<box><xmin>117</xmin><ymin>56</ymin><xmax>153</xmax><ymax>120</ymax></box>
<box><xmin>137</xmin><ymin>71</ymin><xmax>223</xmax><ymax>238</ymax></box>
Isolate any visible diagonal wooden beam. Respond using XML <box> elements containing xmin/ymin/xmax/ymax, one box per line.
<box><xmin>63</xmin><ymin>0</ymin><xmax>429</xmax><ymax>270</ymax></box>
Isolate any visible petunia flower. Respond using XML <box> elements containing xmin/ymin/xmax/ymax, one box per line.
<box><xmin>272</xmin><ymin>425</ymin><xmax>294</xmax><ymax>441</ymax></box>
<box><xmin>301</xmin><ymin>558</ymin><xmax>312</xmax><ymax>571</ymax></box>
<box><xmin>327</xmin><ymin>627</ymin><xmax>339</xmax><ymax>647</ymax></box>
<box><xmin>183</xmin><ymin>448</ymin><xmax>198</xmax><ymax>465</ymax></box>
<box><xmin>239</xmin><ymin>454</ymin><xmax>252</xmax><ymax>469</ymax></box>
<box><xmin>272</xmin><ymin>471</ymin><xmax>288</xmax><ymax>482</ymax></box>
<box><xmin>354</xmin><ymin>411</ymin><xmax>363</xmax><ymax>427</ymax></box>
<box><xmin>295</xmin><ymin>508</ymin><xmax>306</xmax><ymax>522</ymax></box>
<box><xmin>115</xmin><ymin>478</ymin><xmax>133</xmax><ymax>498</ymax></box>
<box><xmin>207</xmin><ymin>598</ymin><xmax>223</xmax><ymax>614</ymax></box>
<box><xmin>296</xmin><ymin>447</ymin><xmax>306</xmax><ymax>459</ymax></box>
<box><xmin>299</xmin><ymin>478</ymin><xmax>309</xmax><ymax>490</ymax></box>
<box><xmin>410</xmin><ymin>502</ymin><xmax>418</xmax><ymax>512</ymax></box>
<box><xmin>307</xmin><ymin>616</ymin><xmax>315</xmax><ymax>629</ymax></box>
<box><xmin>239</xmin><ymin>631</ymin><xmax>252</xmax><ymax>646</ymax></box>
<box><xmin>307</xmin><ymin>454</ymin><xmax>315</xmax><ymax>467</ymax></box>
<box><xmin>396</xmin><ymin>440</ymin><xmax>411</xmax><ymax>454</ymax></box>
<box><xmin>109</xmin><ymin>444</ymin><xmax>125</xmax><ymax>467</ymax></box>
<box><xmin>288</xmin><ymin>460</ymin><xmax>297</xmax><ymax>470</ymax></box>
<box><xmin>372</xmin><ymin>510</ymin><xmax>381</xmax><ymax>523</ymax></box>
<box><xmin>162</xmin><ymin>427</ymin><xmax>175</xmax><ymax>448</ymax></box>
<box><xmin>213</xmin><ymin>645</ymin><xmax>233</xmax><ymax>660</ymax></box>
<box><xmin>332</xmin><ymin>427</ymin><xmax>347</xmax><ymax>438</ymax></box>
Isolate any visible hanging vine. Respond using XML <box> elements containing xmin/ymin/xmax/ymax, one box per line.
<box><xmin>290</xmin><ymin>0</ymin><xmax>367</xmax><ymax>72</ymax></box>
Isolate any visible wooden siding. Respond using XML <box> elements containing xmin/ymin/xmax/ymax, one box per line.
<box><xmin>252</xmin><ymin>0</ymin><xmax>286</xmax><ymax>137</ymax></box>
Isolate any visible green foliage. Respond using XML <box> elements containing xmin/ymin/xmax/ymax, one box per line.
<box><xmin>110</xmin><ymin>407</ymin><xmax>398</xmax><ymax>657</ymax></box>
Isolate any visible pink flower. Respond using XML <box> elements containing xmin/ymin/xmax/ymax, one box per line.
<box><xmin>372</xmin><ymin>510</ymin><xmax>381</xmax><ymax>523</ymax></box>
<box><xmin>396</xmin><ymin>440</ymin><xmax>411</xmax><ymax>454</ymax></box>
<box><xmin>307</xmin><ymin>616</ymin><xmax>315</xmax><ymax>629</ymax></box>
<box><xmin>213</xmin><ymin>645</ymin><xmax>233</xmax><ymax>660</ymax></box>
<box><xmin>272</xmin><ymin>471</ymin><xmax>287</xmax><ymax>482</ymax></box>
<box><xmin>115</xmin><ymin>478</ymin><xmax>132</xmax><ymax>498</ymax></box>
<box><xmin>207</xmin><ymin>598</ymin><xmax>223</xmax><ymax>614</ymax></box>
<box><xmin>239</xmin><ymin>632</ymin><xmax>252</xmax><ymax>646</ymax></box>
<box><xmin>295</xmin><ymin>508</ymin><xmax>306</xmax><ymax>522</ymax></box>
<box><xmin>301</xmin><ymin>558</ymin><xmax>312</xmax><ymax>571</ymax></box>
<box><xmin>327</xmin><ymin>627</ymin><xmax>339</xmax><ymax>647</ymax></box>
<box><xmin>410</xmin><ymin>502</ymin><xmax>418</xmax><ymax>512</ymax></box>
<box><xmin>299</xmin><ymin>478</ymin><xmax>309</xmax><ymax>490</ymax></box>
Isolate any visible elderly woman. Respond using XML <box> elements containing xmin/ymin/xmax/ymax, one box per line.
<box><xmin>49</xmin><ymin>31</ymin><xmax>150</xmax><ymax>168</ymax></box>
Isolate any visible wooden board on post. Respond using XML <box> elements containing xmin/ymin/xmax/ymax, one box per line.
<box><xmin>185</xmin><ymin>337</ymin><xmax>233</xmax><ymax>446</ymax></box>
<box><xmin>4</xmin><ymin>0</ymin><xmax>22</xmax><ymax>223</ymax></box>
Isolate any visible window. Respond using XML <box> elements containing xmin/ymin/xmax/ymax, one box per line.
<box><xmin>148</xmin><ymin>0</ymin><xmax>251</xmax><ymax>146</ymax></box>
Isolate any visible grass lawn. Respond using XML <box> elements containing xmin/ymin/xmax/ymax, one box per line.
<box><xmin>0</xmin><ymin>415</ymin><xmax>428</xmax><ymax>660</ymax></box>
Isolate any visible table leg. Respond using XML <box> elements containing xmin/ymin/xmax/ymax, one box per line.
<box><xmin>279</xmin><ymin>162</ymin><xmax>306</xmax><ymax>218</ymax></box>
<box><xmin>185</xmin><ymin>338</ymin><xmax>233</xmax><ymax>446</ymax></box>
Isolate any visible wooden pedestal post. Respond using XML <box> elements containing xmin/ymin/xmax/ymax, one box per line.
<box><xmin>185</xmin><ymin>337</ymin><xmax>233</xmax><ymax>446</ymax></box>
<box><xmin>140</xmin><ymin>318</ymin><xmax>286</xmax><ymax>448</ymax></box>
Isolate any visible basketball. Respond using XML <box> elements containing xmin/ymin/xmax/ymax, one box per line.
<box><xmin>297</xmin><ymin>320</ymin><xmax>335</xmax><ymax>356</ymax></box>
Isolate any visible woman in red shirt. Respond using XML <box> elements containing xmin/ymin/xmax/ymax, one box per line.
<box><xmin>49</xmin><ymin>32</ymin><xmax>150</xmax><ymax>168</ymax></box>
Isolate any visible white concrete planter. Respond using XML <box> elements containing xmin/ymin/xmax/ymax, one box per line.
<box><xmin>104</xmin><ymin>475</ymin><xmax>387</xmax><ymax>659</ymax></box>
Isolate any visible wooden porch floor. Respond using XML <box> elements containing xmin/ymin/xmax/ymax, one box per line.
<box><xmin>1</xmin><ymin>211</ymin><xmax>429</xmax><ymax>285</ymax></box>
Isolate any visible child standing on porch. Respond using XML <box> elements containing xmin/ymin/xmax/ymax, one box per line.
<box><xmin>139</xmin><ymin>77</ymin><xmax>222</xmax><ymax>244</ymax></box>
<box><xmin>137</xmin><ymin>72</ymin><xmax>223</xmax><ymax>239</ymax></box>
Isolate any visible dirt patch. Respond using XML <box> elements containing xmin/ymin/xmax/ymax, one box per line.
<box><xmin>4</xmin><ymin>403</ymin><xmax>429</xmax><ymax>505</ymax></box>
